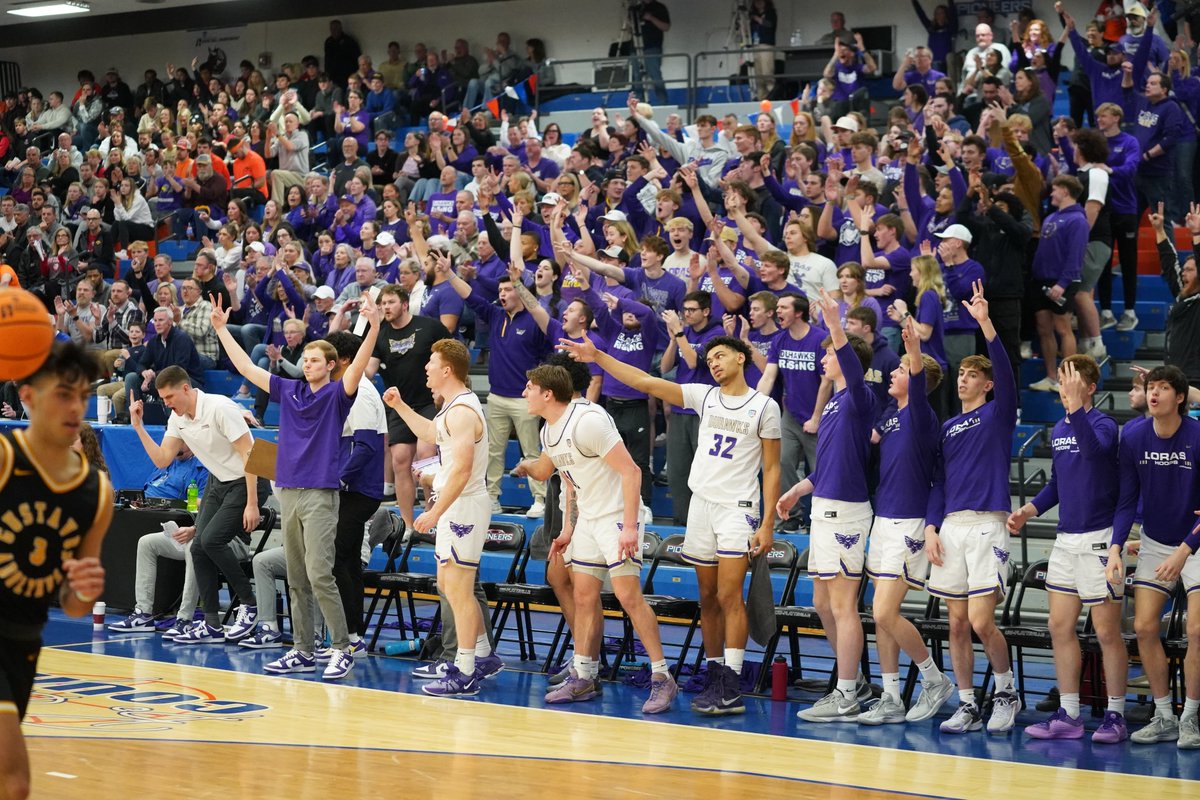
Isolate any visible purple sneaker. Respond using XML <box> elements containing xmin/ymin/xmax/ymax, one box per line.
<box><xmin>1025</xmin><ymin>707</ymin><xmax>1085</xmax><ymax>740</ymax></box>
<box><xmin>641</xmin><ymin>671</ymin><xmax>678</xmax><ymax>714</ymax></box>
<box><xmin>545</xmin><ymin>674</ymin><xmax>601</xmax><ymax>704</ymax></box>
<box><xmin>1092</xmin><ymin>710</ymin><xmax>1130</xmax><ymax>744</ymax></box>
<box><xmin>475</xmin><ymin>653</ymin><xmax>505</xmax><ymax>680</ymax></box>
<box><xmin>421</xmin><ymin>665</ymin><xmax>481</xmax><ymax>697</ymax></box>
<box><xmin>688</xmin><ymin>665</ymin><xmax>723</xmax><ymax>713</ymax></box>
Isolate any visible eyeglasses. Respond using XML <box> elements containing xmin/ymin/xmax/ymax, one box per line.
<box><xmin>86</xmin><ymin>216</ymin><xmax>101</xmax><ymax>220</ymax></box>
<box><xmin>682</xmin><ymin>306</ymin><xmax>701</xmax><ymax>313</ymax></box>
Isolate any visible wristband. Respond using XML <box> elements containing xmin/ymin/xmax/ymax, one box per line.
<box><xmin>673</xmin><ymin>331</ymin><xmax>686</xmax><ymax>338</ymax></box>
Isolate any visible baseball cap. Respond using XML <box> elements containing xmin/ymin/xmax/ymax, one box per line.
<box><xmin>376</xmin><ymin>231</ymin><xmax>395</xmax><ymax>246</ymax></box>
<box><xmin>247</xmin><ymin>241</ymin><xmax>266</xmax><ymax>254</ymax></box>
<box><xmin>600</xmin><ymin>209</ymin><xmax>628</xmax><ymax>222</ymax></box>
<box><xmin>833</xmin><ymin>115</ymin><xmax>860</xmax><ymax>132</ymax></box>
<box><xmin>539</xmin><ymin>192</ymin><xmax>563</xmax><ymax>206</ymax></box>
<box><xmin>936</xmin><ymin>223</ymin><xmax>973</xmax><ymax>244</ymax></box>
<box><xmin>599</xmin><ymin>245</ymin><xmax>628</xmax><ymax>261</ymax></box>
<box><xmin>1126</xmin><ymin>2</ymin><xmax>1148</xmax><ymax>17</ymax></box>
<box><xmin>313</xmin><ymin>286</ymin><xmax>336</xmax><ymax>300</ymax></box>
<box><xmin>339</xmin><ymin>193</ymin><xmax>357</xmax><ymax>203</ymax></box>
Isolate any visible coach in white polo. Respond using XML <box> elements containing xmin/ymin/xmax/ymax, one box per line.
<box><xmin>130</xmin><ymin>365</ymin><xmax>267</xmax><ymax>645</ymax></box>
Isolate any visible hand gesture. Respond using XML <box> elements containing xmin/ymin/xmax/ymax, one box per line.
<box><xmin>722</xmin><ymin>313</ymin><xmax>738</xmax><ymax>336</ymax></box>
<box><xmin>209</xmin><ymin>292</ymin><xmax>231</xmax><ymax>329</ymax></box>
<box><xmin>887</xmin><ymin>297</ymin><xmax>909</xmax><ymax>321</ymax></box>
<box><xmin>382</xmin><ymin>386</ymin><xmax>408</xmax><ymax>411</ymax></box>
<box><xmin>506</xmin><ymin>259</ymin><xmax>524</xmax><ymax>284</ymax></box>
<box><xmin>558</xmin><ymin>335</ymin><xmax>600</xmax><ymax>362</ymax></box>
<box><xmin>688</xmin><ymin>252</ymin><xmax>706</xmax><ymax>282</ymax></box>
<box><xmin>662</xmin><ymin>309</ymin><xmax>683</xmax><ymax>335</ymax></box>
<box><xmin>223</xmin><ymin>272</ymin><xmax>238</xmax><ymax>293</ymax></box>
<box><xmin>359</xmin><ymin>288</ymin><xmax>381</xmax><ymax>327</ymax></box>
<box><xmin>961</xmin><ymin>278</ymin><xmax>989</xmax><ymax>323</ymax></box>
<box><xmin>1058</xmin><ymin>359</ymin><xmax>1090</xmax><ymax>411</ymax></box>
<box><xmin>919</xmin><ymin>238</ymin><xmax>933</xmax><ymax>257</ymax></box>
<box><xmin>129</xmin><ymin>398</ymin><xmax>144</xmax><ymax>427</ymax></box>
<box><xmin>1186</xmin><ymin>202</ymin><xmax>1200</xmax><ymax>235</ymax></box>
<box><xmin>1148</xmin><ymin>201</ymin><xmax>1166</xmax><ymax>232</ymax></box>
<box><xmin>816</xmin><ymin>287</ymin><xmax>839</xmax><ymax>325</ymax></box>
<box><xmin>602</xmin><ymin>292</ymin><xmax>619</xmax><ymax>311</ymax></box>
<box><xmin>54</xmin><ymin>295</ymin><xmax>66</xmax><ymax>315</ymax></box>
<box><xmin>266</xmin><ymin>344</ymin><xmax>281</xmax><ymax>361</ymax></box>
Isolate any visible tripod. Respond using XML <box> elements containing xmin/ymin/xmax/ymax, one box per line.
<box><xmin>726</xmin><ymin>0</ymin><xmax>752</xmax><ymax>50</ymax></box>
<box><xmin>620</xmin><ymin>0</ymin><xmax>649</xmax><ymax>97</ymax></box>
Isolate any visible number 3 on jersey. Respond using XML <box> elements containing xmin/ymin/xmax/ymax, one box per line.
<box><xmin>708</xmin><ymin>434</ymin><xmax>737</xmax><ymax>459</ymax></box>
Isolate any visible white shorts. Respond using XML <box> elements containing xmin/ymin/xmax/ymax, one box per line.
<box><xmin>866</xmin><ymin>516</ymin><xmax>929</xmax><ymax>588</ymax></box>
<box><xmin>435</xmin><ymin>492</ymin><xmax>492</xmax><ymax>569</ymax></box>
<box><xmin>569</xmin><ymin>511</ymin><xmax>644</xmax><ymax>579</ymax></box>
<box><xmin>1046</xmin><ymin>529</ymin><xmax>1124</xmax><ymax>606</ymax></box>
<box><xmin>682</xmin><ymin>498</ymin><xmax>759</xmax><ymax>566</ymax></box>
<box><xmin>927</xmin><ymin>511</ymin><xmax>1011</xmax><ymax>600</ymax></box>
<box><xmin>809</xmin><ymin>498</ymin><xmax>873</xmax><ymax>580</ymax></box>
<box><xmin>1132</xmin><ymin>535</ymin><xmax>1200</xmax><ymax>596</ymax></box>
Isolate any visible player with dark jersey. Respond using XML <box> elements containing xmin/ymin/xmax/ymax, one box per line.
<box><xmin>1</xmin><ymin>342</ymin><xmax>113</xmax><ymax>798</ymax></box>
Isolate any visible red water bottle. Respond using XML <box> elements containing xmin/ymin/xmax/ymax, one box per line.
<box><xmin>771</xmin><ymin>656</ymin><xmax>788</xmax><ymax>701</ymax></box>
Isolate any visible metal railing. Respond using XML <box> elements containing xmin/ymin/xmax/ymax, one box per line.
<box><xmin>531</xmin><ymin>52</ymin><xmax>692</xmax><ymax>110</ymax></box>
<box><xmin>1015</xmin><ymin>426</ymin><xmax>1048</xmax><ymax>570</ymax></box>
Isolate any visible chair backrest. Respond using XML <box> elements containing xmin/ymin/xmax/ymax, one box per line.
<box><xmin>542</xmin><ymin>473</ymin><xmax>563</xmax><ymax>540</ymax></box>
<box><xmin>640</xmin><ymin>531</ymin><xmax>663</xmax><ymax>564</ymax></box>
<box><xmin>397</xmin><ymin>528</ymin><xmax>438</xmax><ymax>571</ymax></box>
<box><xmin>1006</xmin><ymin>559</ymin><xmax>1050</xmax><ymax>627</ymax></box>
<box><xmin>644</xmin><ymin>533</ymin><xmax>689</xmax><ymax>594</ymax></box>
<box><xmin>248</xmin><ymin>507</ymin><xmax>278</xmax><ymax>557</ymax></box>
<box><xmin>483</xmin><ymin>521</ymin><xmax>526</xmax><ymax>583</ymax></box>
<box><xmin>763</xmin><ymin>540</ymin><xmax>800</xmax><ymax>602</ymax></box>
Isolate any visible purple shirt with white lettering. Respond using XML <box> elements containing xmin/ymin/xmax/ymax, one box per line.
<box><xmin>927</xmin><ymin>335</ymin><xmax>1016</xmax><ymax>527</ymax></box>
<box><xmin>1032</xmin><ymin>407</ymin><xmax>1120</xmax><ymax>534</ymax></box>
<box><xmin>1112</xmin><ymin>415</ymin><xmax>1200</xmax><ymax>551</ymax></box>
<box><xmin>875</xmin><ymin>367</ymin><xmax>939</xmax><ymax>519</ymax></box>
<box><xmin>767</xmin><ymin>324</ymin><xmax>828</xmax><ymax>422</ymax></box>
<box><xmin>586</xmin><ymin>285</ymin><xmax>658</xmax><ymax>400</ymax></box>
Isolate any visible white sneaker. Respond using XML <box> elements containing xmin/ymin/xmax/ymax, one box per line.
<box><xmin>1028</xmin><ymin>377</ymin><xmax>1060</xmax><ymax>392</ymax></box>
<box><xmin>525</xmin><ymin>501</ymin><xmax>546</xmax><ymax>518</ymax></box>
<box><xmin>640</xmin><ymin>504</ymin><xmax>654</xmax><ymax>527</ymax></box>
<box><xmin>986</xmin><ymin>690</ymin><xmax>1022</xmax><ymax>734</ymax></box>
<box><xmin>906</xmin><ymin>674</ymin><xmax>955</xmax><ymax>722</ymax></box>
<box><xmin>1116</xmin><ymin>310</ymin><xmax>1139</xmax><ymax>331</ymax></box>
<box><xmin>490</xmin><ymin>498</ymin><xmax>502</xmax><ymax>516</ymax></box>
<box><xmin>1019</xmin><ymin>342</ymin><xmax>1034</xmax><ymax>360</ymax></box>
<box><xmin>1085</xmin><ymin>338</ymin><xmax>1108</xmax><ymax>360</ymax></box>
<box><xmin>1099</xmin><ymin>309</ymin><xmax>1118</xmax><ymax>330</ymax></box>
<box><xmin>857</xmin><ymin>694</ymin><xmax>907</xmax><ymax>725</ymax></box>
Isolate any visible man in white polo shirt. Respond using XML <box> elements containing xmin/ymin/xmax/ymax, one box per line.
<box><xmin>129</xmin><ymin>365</ymin><xmax>268</xmax><ymax>646</ymax></box>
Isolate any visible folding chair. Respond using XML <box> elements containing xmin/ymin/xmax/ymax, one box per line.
<box><xmin>600</xmin><ymin>531</ymin><xmax>663</xmax><ymax>679</ymax></box>
<box><xmin>998</xmin><ymin>559</ymin><xmax>1055</xmax><ymax>705</ymax></box>
<box><xmin>361</xmin><ymin>511</ymin><xmax>408</xmax><ymax>645</ymax></box>
<box><xmin>364</xmin><ymin>524</ymin><xmax>439</xmax><ymax>652</ymax></box>
<box><xmin>629</xmin><ymin>534</ymin><xmax>703</xmax><ymax>678</ymax></box>
<box><xmin>218</xmin><ymin>506</ymin><xmax>278</xmax><ymax>625</ymax></box>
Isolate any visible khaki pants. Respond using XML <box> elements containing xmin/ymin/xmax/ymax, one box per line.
<box><xmin>97</xmin><ymin>380</ymin><xmax>128</xmax><ymax>415</ymax></box>
<box><xmin>484</xmin><ymin>393</ymin><xmax>545</xmax><ymax>506</ymax></box>
<box><xmin>270</xmin><ymin>170</ymin><xmax>307</xmax><ymax>204</ymax></box>
<box><xmin>277</xmin><ymin>487</ymin><xmax>348</xmax><ymax>652</ymax></box>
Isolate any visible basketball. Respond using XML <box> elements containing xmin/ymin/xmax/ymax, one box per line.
<box><xmin>0</xmin><ymin>288</ymin><xmax>54</xmax><ymax>380</ymax></box>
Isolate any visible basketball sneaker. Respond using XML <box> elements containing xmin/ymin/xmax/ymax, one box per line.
<box><xmin>641</xmin><ymin>672</ymin><xmax>678</xmax><ymax>714</ymax></box>
<box><xmin>422</xmin><ymin>665</ymin><xmax>482</xmax><ymax>697</ymax></box>
<box><xmin>856</xmin><ymin>673</ymin><xmax>875</xmax><ymax>703</ymax></box>
<box><xmin>689</xmin><ymin>664</ymin><xmax>725</xmax><ymax>714</ymax></box>
<box><xmin>412</xmin><ymin>660</ymin><xmax>450</xmax><ymax>680</ymax></box>
<box><xmin>545</xmin><ymin>674</ymin><xmax>601</xmax><ymax>704</ymax></box>
<box><xmin>1132</xmin><ymin>714</ymin><xmax>1180</xmax><ymax>743</ymax></box>
<box><xmin>857</xmin><ymin>694</ymin><xmax>906</xmax><ymax>725</ymax></box>
<box><xmin>940</xmin><ymin>702</ymin><xmax>983</xmax><ymax>734</ymax></box>
<box><xmin>905</xmin><ymin>674</ymin><xmax>955</xmax><ymax>722</ymax></box>
<box><xmin>986</xmin><ymin>691</ymin><xmax>1022</xmax><ymax>734</ymax></box>
<box><xmin>797</xmin><ymin>691</ymin><xmax>860</xmax><ymax>723</ymax></box>
<box><xmin>239</xmin><ymin>623</ymin><xmax>284</xmax><ymax>649</ymax></box>
<box><xmin>697</xmin><ymin>666</ymin><xmax>745</xmax><ymax>716</ymax></box>
<box><xmin>1092</xmin><ymin>711</ymin><xmax>1129</xmax><ymax>744</ymax></box>
<box><xmin>1177</xmin><ymin>714</ymin><xmax>1200</xmax><ymax>749</ymax></box>
<box><xmin>314</xmin><ymin>645</ymin><xmax>334</xmax><ymax>664</ymax></box>
<box><xmin>475</xmin><ymin>653</ymin><xmax>505</xmax><ymax>680</ymax></box>
<box><xmin>108</xmin><ymin>610</ymin><xmax>155</xmax><ymax>633</ymax></box>
<box><xmin>223</xmin><ymin>604</ymin><xmax>258</xmax><ymax>643</ymax></box>
<box><xmin>161</xmin><ymin>618</ymin><xmax>191</xmax><ymax>641</ymax></box>
<box><xmin>547</xmin><ymin>662</ymin><xmax>572</xmax><ymax>686</ymax></box>
<box><xmin>347</xmin><ymin>638</ymin><xmax>368</xmax><ymax>657</ymax></box>
<box><xmin>173</xmin><ymin>621</ymin><xmax>225</xmax><ymax>645</ymax></box>
<box><xmin>322</xmin><ymin>650</ymin><xmax>354</xmax><ymax>681</ymax></box>
<box><xmin>1025</xmin><ymin>708</ymin><xmax>1084</xmax><ymax>739</ymax></box>
<box><xmin>264</xmin><ymin>649</ymin><xmax>317</xmax><ymax>674</ymax></box>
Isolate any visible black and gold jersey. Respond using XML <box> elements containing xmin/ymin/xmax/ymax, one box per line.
<box><xmin>0</xmin><ymin>429</ymin><xmax>108</xmax><ymax>639</ymax></box>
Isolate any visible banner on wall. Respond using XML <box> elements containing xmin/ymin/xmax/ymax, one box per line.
<box><xmin>186</xmin><ymin>27</ymin><xmax>245</xmax><ymax>76</ymax></box>
<box><xmin>954</xmin><ymin>0</ymin><xmax>1031</xmax><ymax>16</ymax></box>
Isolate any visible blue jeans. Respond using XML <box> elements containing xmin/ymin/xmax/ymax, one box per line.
<box><xmin>631</xmin><ymin>46</ymin><xmax>667</xmax><ymax>103</ymax></box>
<box><xmin>464</xmin><ymin>78</ymin><xmax>484</xmax><ymax>110</ymax></box>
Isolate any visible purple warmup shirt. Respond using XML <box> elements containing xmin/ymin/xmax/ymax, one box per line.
<box><xmin>915</xmin><ymin>289</ymin><xmax>947</xmax><ymax>369</ymax></box>
<box><xmin>1032</xmin><ymin>407</ymin><xmax>1120</xmax><ymax>534</ymax></box>
<box><xmin>767</xmin><ymin>324</ymin><xmax>827</xmax><ymax>422</ymax></box>
<box><xmin>672</xmin><ymin>323</ymin><xmax>724</xmax><ymax>415</ymax></box>
<box><xmin>941</xmin><ymin>259</ymin><xmax>984</xmax><ymax>334</ymax></box>
<box><xmin>927</xmin><ymin>335</ymin><xmax>1016</xmax><ymax>527</ymax></box>
<box><xmin>585</xmin><ymin>284</ymin><xmax>658</xmax><ymax>400</ymax></box>
<box><xmin>270</xmin><ymin>375</ymin><xmax>356</xmax><ymax>489</ymax></box>
<box><xmin>1112</xmin><ymin>416</ymin><xmax>1200</xmax><ymax>551</ymax></box>
<box><xmin>875</xmin><ymin>367</ymin><xmax>939</xmax><ymax>519</ymax></box>
<box><xmin>807</xmin><ymin>340</ymin><xmax>877</xmax><ymax>502</ymax></box>
<box><xmin>865</xmin><ymin>247</ymin><xmax>911</xmax><ymax>329</ymax></box>
<box><xmin>463</xmin><ymin>288</ymin><xmax>549</xmax><ymax>397</ymax></box>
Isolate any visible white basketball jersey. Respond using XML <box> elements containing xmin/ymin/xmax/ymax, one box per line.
<box><xmin>433</xmin><ymin>390</ymin><xmax>488</xmax><ymax>497</ymax></box>
<box><xmin>681</xmin><ymin>384</ymin><xmax>782</xmax><ymax>505</ymax></box>
<box><xmin>541</xmin><ymin>399</ymin><xmax>624</xmax><ymax>520</ymax></box>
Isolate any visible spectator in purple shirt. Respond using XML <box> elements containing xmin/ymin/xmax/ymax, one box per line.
<box><xmin>1029</xmin><ymin>176</ymin><xmax>1089</xmax><ymax>391</ymax></box>
<box><xmin>824</xmin><ymin>36</ymin><xmax>877</xmax><ymax>115</ymax></box>
<box><xmin>892</xmin><ymin>46</ymin><xmax>947</xmax><ymax>96</ymax></box>
<box><xmin>213</xmin><ymin>289</ymin><xmax>382</xmax><ymax>681</ymax></box>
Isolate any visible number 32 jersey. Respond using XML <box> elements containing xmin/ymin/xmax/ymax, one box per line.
<box><xmin>681</xmin><ymin>384</ymin><xmax>781</xmax><ymax>505</ymax></box>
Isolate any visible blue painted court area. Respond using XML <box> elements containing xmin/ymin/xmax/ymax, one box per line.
<box><xmin>39</xmin><ymin>611</ymin><xmax>1199</xmax><ymax>784</ymax></box>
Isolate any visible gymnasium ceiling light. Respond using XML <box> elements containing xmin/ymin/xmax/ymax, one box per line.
<box><xmin>7</xmin><ymin>1</ymin><xmax>91</xmax><ymax>18</ymax></box>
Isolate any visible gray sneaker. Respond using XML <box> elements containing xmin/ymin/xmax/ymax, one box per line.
<box><xmin>986</xmin><ymin>690</ymin><xmax>1022</xmax><ymax>735</ymax></box>
<box><xmin>1132</xmin><ymin>714</ymin><xmax>1180</xmax><ymax>744</ymax></box>
<box><xmin>797</xmin><ymin>691</ymin><xmax>860</xmax><ymax>723</ymax></box>
<box><xmin>940</xmin><ymin>702</ymin><xmax>983</xmax><ymax>734</ymax></box>
<box><xmin>1178</xmin><ymin>715</ymin><xmax>1200</xmax><ymax>749</ymax></box>
<box><xmin>857</xmin><ymin>693</ymin><xmax>907</xmax><ymax>725</ymax></box>
<box><xmin>547</xmin><ymin>662</ymin><xmax>572</xmax><ymax>687</ymax></box>
<box><xmin>856</xmin><ymin>673</ymin><xmax>875</xmax><ymax>702</ymax></box>
<box><xmin>906</xmin><ymin>674</ymin><xmax>955</xmax><ymax>722</ymax></box>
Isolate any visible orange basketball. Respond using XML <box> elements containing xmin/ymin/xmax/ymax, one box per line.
<box><xmin>0</xmin><ymin>288</ymin><xmax>55</xmax><ymax>380</ymax></box>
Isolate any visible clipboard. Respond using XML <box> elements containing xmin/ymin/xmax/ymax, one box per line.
<box><xmin>244</xmin><ymin>438</ymin><xmax>278</xmax><ymax>481</ymax></box>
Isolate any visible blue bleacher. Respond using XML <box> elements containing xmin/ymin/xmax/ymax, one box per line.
<box><xmin>1100</xmin><ymin>328</ymin><xmax>1146</xmax><ymax>359</ymax></box>
<box><xmin>1019</xmin><ymin>389</ymin><xmax>1067</xmax><ymax>424</ymax></box>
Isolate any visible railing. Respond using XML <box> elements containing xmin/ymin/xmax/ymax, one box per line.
<box><xmin>1014</xmin><ymin>426</ymin><xmax>1048</xmax><ymax>570</ymax></box>
<box><xmin>531</xmin><ymin>52</ymin><xmax>693</xmax><ymax>110</ymax></box>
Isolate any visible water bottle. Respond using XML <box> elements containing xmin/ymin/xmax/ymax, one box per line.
<box><xmin>185</xmin><ymin>222</ymin><xmax>193</xmax><ymax>240</ymax></box>
<box><xmin>1042</xmin><ymin>285</ymin><xmax>1066</xmax><ymax>308</ymax></box>
<box><xmin>771</xmin><ymin>656</ymin><xmax>789</xmax><ymax>701</ymax></box>
<box><xmin>186</xmin><ymin>480</ymin><xmax>199</xmax><ymax>513</ymax></box>
<box><xmin>383</xmin><ymin>638</ymin><xmax>421</xmax><ymax>656</ymax></box>
<box><xmin>792</xmin><ymin>28</ymin><xmax>803</xmax><ymax>47</ymax></box>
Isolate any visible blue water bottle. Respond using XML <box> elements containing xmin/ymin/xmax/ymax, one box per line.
<box><xmin>383</xmin><ymin>638</ymin><xmax>421</xmax><ymax>656</ymax></box>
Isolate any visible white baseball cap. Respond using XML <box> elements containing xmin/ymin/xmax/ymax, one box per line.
<box><xmin>936</xmin><ymin>223</ymin><xmax>973</xmax><ymax>244</ymax></box>
<box><xmin>539</xmin><ymin>192</ymin><xmax>563</xmax><ymax>206</ymax></box>
<box><xmin>376</xmin><ymin>231</ymin><xmax>395</xmax><ymax>246</ymax></box>
<box><xmin>600</xmin><ymin>209</ymin><xmax>628</xmax><ymax>222</ymax></box>
<box><xmin>313</xmin><ymin>286</ymin><xmax>335</xmax><ymax>300</ymax></box>
<box><xmin>833</xmin><ymin>115</ymin><xmax>860</xmax><ymax>133</ymax></box>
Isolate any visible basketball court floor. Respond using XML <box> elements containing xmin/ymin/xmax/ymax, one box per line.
<box><xmin>19</xmin><ymin>612</ymin><xmax>1199</xmax><ymax>799</ymax></box>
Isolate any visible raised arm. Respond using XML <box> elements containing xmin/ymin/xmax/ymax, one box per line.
<box><xmin>510</xmin><ymin>259</ymin><xmax>552</xmax><ymax>333</ymax></box>
<box><xmin>211</xmin><ymin>294</ymin><xmax>272</xmax><ymax>392</ymax></box>
<box><xmin>129</xmin><ymin>402</ymin><xmax>184</xmax><ymax>468</ymax></box>
<box><xmin>341</xmin><ymin>292</ymin><xmax>382</xmax><ymax>395</ymax></box>
<box><xmin>558</xmin><ymin>331</ymin><xmax>684</xmax><ymax>407</ymax></box>
<box><xmin>381</xmin><ymin>386</ymin><xmax>436</xmax><ymax>444</ymax></box>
